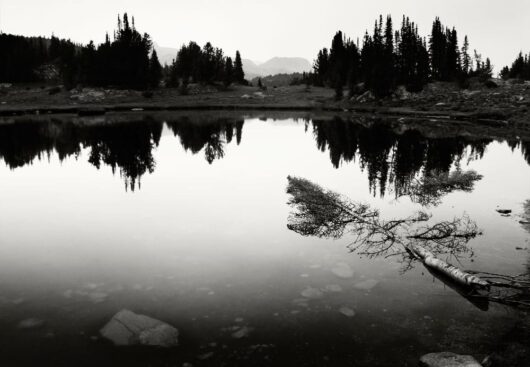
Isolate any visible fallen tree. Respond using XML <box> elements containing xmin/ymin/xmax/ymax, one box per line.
<box><xmin>286</xmin><ymin>176</ymin><xmax>530</xmax><ymax>309</ymax></box>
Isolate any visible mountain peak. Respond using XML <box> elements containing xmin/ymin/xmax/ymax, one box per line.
<box><xmin>243</xmin><ymin>57</ymin><xmax>312</xmax><ymax>79</ymax></box>
<box><xmin>153</xmin><ymin>44</ymin><xmax>312</xmax><ymax>78</ymax></box>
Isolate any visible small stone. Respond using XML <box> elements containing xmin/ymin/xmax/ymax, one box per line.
<box><xmin>231</xmin><ymin>326</ymin><xmax>252</xmax><ymax>339</ymax></box>
<box><xmin>354</xmin><ymin>279</ymin><xmax>379</xmax><ymax>291</ymax></box>
<box><xmin>339</xmin><ymin>307</ymin><xmax>355</xmax><ymax>317</ymax></box>
<box><xmin>89</xmin><ymin>292</ymin><xmax>108</xmax><ymax>303</ymax></box>
<box><xmin>300</xmin><ymin>287</ymin><xmax>324</xmax><ymax>299</ymax></box>
<box><xmin>292</xmin><ymin>298</ymin><xmax>309</xmax><ymax>308</ymax></box>
<box><xmin>198</xmin><ymin>352</ymin><xmax>214</xmax><ymax>360</ymax></box>
<box><xmin>420</xmin><ymin>352</ymin><xmax>482</xmax><ymax>367</ymax></box>
<box><xmin>11</xmin><ymin>298</ymin><xmax>24</xmax><ymax>305</ymax></box>
<box><xmin>324</xmin><ymin>284</ymin><xmax>343</xmax><ymax>292</ymax></box>
<box><xmin>331</xmin><ymin>262</ymin><xmax>354</xmax><ymax>279</ymax></box>
<box><xmin>18</xmin><ymin>318</ymin><xmax>45</xmax><ymax>330</ymax></box>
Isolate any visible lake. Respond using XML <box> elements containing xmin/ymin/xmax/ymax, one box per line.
<box><xmin>0</xmin><ymin>112</ymin><xmax>529</xmax><ymax>366</ymax></box>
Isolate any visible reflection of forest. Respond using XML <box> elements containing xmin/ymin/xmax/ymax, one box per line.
<box><xmin>0</xmin><ymin>115</ymin><xmax>528</xmax><ymax>192</ymax></box>
<box><xmin>0</xmin><ymin>116</ymin><xmax>243</xmax><ymax>191</ymax></box>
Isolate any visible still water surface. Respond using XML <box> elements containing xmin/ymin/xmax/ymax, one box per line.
<box><xmin>0</xmin><ymin>112</ymin><xmax>529</xmax><ymax>366</ymax></box>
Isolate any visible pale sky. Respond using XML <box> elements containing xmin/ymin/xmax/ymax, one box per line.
<box><xmin>1</xmin><ymin>0</ymin><xmax>529</xmax><ymax>69</ymax></box>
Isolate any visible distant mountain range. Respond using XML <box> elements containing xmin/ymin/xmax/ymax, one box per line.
<box><xmin>242</xmin><ymin>57</ymin><xmax>312</xmax><ymax>79</ymax></box>
<box><xmin>153</xmin><ymin>44</ymin><xmax>312</xmax><ymax>79</ymax></box>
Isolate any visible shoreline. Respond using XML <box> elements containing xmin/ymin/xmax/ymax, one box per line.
<box><xmin>1</xmin><ymin>82</ymin><xmax>528</xmax><ymax>128</ymax></box>
<box><xmin>0</xmin><ymin>103</ymin><xmax>513</xmax><ymax>127</ymax></box>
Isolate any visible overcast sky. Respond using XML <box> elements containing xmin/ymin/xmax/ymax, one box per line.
<box><xmin>1</xmin><ymin>0</ymin><xmax>529</xmax><ymax>69</ymax></box>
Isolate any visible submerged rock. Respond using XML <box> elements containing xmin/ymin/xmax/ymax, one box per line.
<box><xmin>100</xmin><ymin>309</ymin><xmax>179</xmax><ymax>347</ymax></box>
<box><xmin>354</xmin><ymin>279</ymin><xmax>379</xmax><ymax>291</ymax></box>
<box><xmin>300</xmin><ymin>287</ymin><xmax>324</xmax><ymax>299</ymax></box>
<box><xmin>331</xmin><ymin>262</ymin><xmax>354</xmax><ymax>279</ymax></box>
<box><xmin>17</xmin><ymin>318</ymin><xmax>45</xmax><ymax>330</ymax></box>
<box><xmin>420</xmin><ymin>352</ymin><xmax>482</xmax><ymax>367</ymax></box>
<box><xmin>324</xmin><ymin>284</ymin><xmax>343</xmax><ymax>293</ymax></box>
<box><xmin>231</xmin><ymin>326</ymin><xmax>253</xmax><ymax>339</ymax></box>
<box><xmin>339</xmin><ymin>306</ymin><xmax>355</xmax><ymax>317</ymax></box>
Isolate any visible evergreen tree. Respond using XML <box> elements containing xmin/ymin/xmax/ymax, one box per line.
<box><xmin>313</xmin><ymin>48</ymin><xmax>329</xmax><ymax>86</ymax></box>
<box><xmin>224</xmin><ymin>57</ymin><xmax>234</xmax><ymax>86</ymax></box>
<box><xmin>329</xmin><ymin>31</ymin><xmax>347</xmax><ymax>98</ymax></box>
<box><xmin>233</xmin><ymin>51</ymin><xmax>245</xmax><ymax>83</ymax></box>
<box><xmin>461</xmin><ymin>35</ymin><xmax>471</xmax><ymax>75</ymax></box>
<box><xmin>148</xmin><ymin>49</ymin><xmax>163</xmax><ymax>88</ymax></box>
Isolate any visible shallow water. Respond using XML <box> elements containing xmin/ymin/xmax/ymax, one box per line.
<box><xmin>0</xmin><ymin>112</ymin><xmax>529</xmax><ymax>366</ymax></box>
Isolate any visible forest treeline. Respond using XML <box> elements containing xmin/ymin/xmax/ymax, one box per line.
<box><xmin>0</xmin><ymin>13</ymin><xmax>245</xmax><ymax>89</ymax></box>
<box><xmin>501</xmin><ymin>52</ymin><xmax>530</xmax><ymax>81</ymax></box>
<box><xmin>307</xmin><ymin>15</ymin><xmax>497</xmax><ymax>97</ymax></box>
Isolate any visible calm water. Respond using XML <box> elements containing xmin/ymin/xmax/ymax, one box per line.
<box><xmin>0</xmin><ymin>112</ymin><xmax>529</xmax><ymax>366</ymax></box>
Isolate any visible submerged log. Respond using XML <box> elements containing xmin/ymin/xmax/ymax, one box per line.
<box><xmin>409</xmin><ymin>244</ymin><xmax>489</xmax><ymax>289</ymax></box>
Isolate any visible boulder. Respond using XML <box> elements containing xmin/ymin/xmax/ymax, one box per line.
<box><xmin>420</xmin><ymin>352</ymin><xmax>482</xmax><ymax>367</ymax></box>
<box><xmin>100</xmin><ymin>309</ymin><xmax>179</xmax><ymax>347</ymax></box>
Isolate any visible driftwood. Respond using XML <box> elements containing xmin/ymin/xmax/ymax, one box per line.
<box><xmin>408</xmin><ymin>244</ymin><xmax>489</xmax><ymax>289</ymax></box>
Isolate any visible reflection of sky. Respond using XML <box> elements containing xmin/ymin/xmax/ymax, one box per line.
<box><xmin>0</xmin><ymin>118</ymin><xmax>529</xmax><ymax>323</ymax></box>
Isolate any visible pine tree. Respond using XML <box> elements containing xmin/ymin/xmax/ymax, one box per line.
<box><xmin>461</xmin><ymin>36</ymin><xmax>471</xmax><ymax>75</ymax></box>
<box><xmin>313</xmin><ymin>48</ymin><xmax>329</xmax><ymax>86</ymax></box>
<box><xmin>233</xmin><ymin>51</ymin><xmax>245</xmax><ymax>83</ymax></box>
<box><xmin>148</xmin><ymin>49</ymin><xmax>163</xmax><ymax>88</ymax></box>
<box><xmin>224</xmin><ymin>57</ymin><xmax>234</xmax><ymax>87</ymax></box>
<box><xmin>329</xmin><ymin>31</ymin><xmax>347</xmax><ymax>98</ymax></box>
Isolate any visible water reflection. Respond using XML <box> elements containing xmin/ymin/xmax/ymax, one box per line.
<box><xmin>166</xmin><ymin>116</ymin><xmax>244</xmax><ymax>164</ymax></box>
<box><xmin>311</xmin><ymin>117</ymin><xmax>490</xmax><ymax>197</ymax></box>
<box><xmin>0</xmin><ymin>114</ymin><xmax>528</xmax><ymax>193</ymax></box>
<box><xmin>285</xmin><ymin>176</ymin><xmax>480</xmax><ymax>272</ymax></box>
<box><xmin>0</xmin><ymin>115</ymin><xmax>244</xmax><ymax>191</ymax></box>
